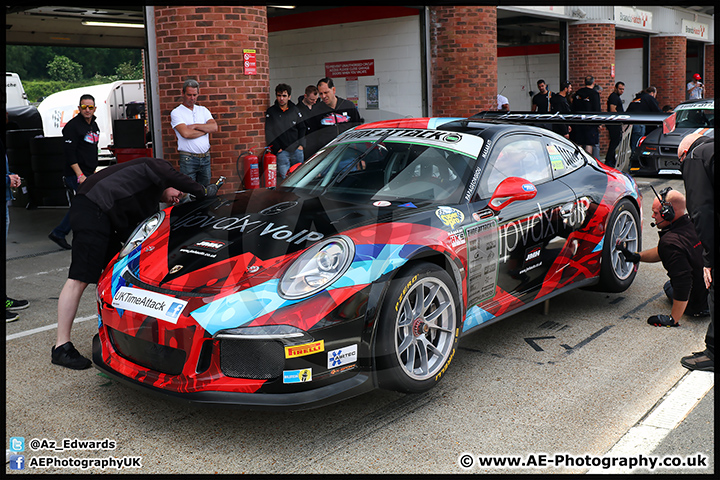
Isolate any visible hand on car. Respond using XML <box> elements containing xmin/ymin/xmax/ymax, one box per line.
<box><xmin>616</xmin><ymin>241</ymin><xmax>640</xmax><ymax>263</ymax></box>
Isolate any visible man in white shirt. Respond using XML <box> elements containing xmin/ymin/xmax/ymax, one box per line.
<box><xmin>170</xmin><ymin>79</ymin><xmax>218</xmax><ymax>184</ymax></box>
<box><xmin>686</xmin><ymin>74</ymin><xmax>704</xmax><ymax>100</ymax></box>
<box><xmin>497</xmin><ymin>93</ymin><xmax>509</xmax><ymax>111</ymax></box>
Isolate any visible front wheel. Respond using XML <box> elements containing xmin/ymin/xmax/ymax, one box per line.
<box><xmin>596</xmin><ymin>198</ymin><xmax>640</xmax><ymax>292</ymax></box>
<box><xmin>375</xmin><ymin>263</ymin><xmax>460</xmax><ymax>393</ymax></box>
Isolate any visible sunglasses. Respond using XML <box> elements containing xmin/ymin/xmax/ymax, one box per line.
<box><xmin>79</xmin><ymin>105</ymin><xmax>96</xmax><ymax>110</ymax></box>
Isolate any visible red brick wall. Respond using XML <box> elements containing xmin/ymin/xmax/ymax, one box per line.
<box><xmin>650</xmin><ymin>35</ymin><xmax>686</xmax><ymax>108</ymax></box>
<box><xmin>153</xmin><ymin>5</ymin><xmax>269</xmax><ymax>192</ymax></box>
<box><xmin>569</xmin><ymin>23</ymin><xmax>615</xmax><ymax>158</ymax></box>
<box><xmin>429</xmin><ymin>6</ymin><xmax>497</xmax><ymax>117</ymax></box>
<box><xmin>703</xmin><ymin>44</ymin><xmax>714</xmax><ymax>99</ymax></box>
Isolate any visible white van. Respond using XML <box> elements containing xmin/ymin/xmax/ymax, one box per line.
<box><xmin>6</xmin><ymin>72</ymin><xmax>30</xmax><ymax>107</ymax></box>
<box><xmin>37</xmin><ymin>80</ymin><xmax>145</xmax><ymax>159</ymax></box>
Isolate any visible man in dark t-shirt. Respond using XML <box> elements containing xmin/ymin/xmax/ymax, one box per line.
<box><xmin>605</xmin><ymin>82</ymin><xmax>625</xmax><ymax>168</ymax></box>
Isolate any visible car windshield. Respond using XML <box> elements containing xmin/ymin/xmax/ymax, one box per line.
<box><xmin>281</xmin><ymin>140</ymin><xmax>477</xmax><ymax>203</ymax></box>
<box><xmin>675</xmin><ymin>108</ymin><xmax>714</xmax><ymax>128</ymax></box>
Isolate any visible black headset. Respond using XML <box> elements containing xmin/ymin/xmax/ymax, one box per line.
<box><xmin>650</xmin><ymin>185</ymin><xmax>675</xmax><ymax>222</ymax></box>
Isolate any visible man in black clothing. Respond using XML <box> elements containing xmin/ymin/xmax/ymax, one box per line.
<box><xmin>679</xmin><ymin>134</ymin><xmax>715</xmax><ymax>371</ymax></box>
<box><xmin>48</xmin><ymin>94</ymin><xmax>100</xmax><ymax>250</ymax></box>
<box><xmin>549</xmin><ymin>81</ymin><xmax>572</xmax><ymax>138</ymax></box>
<box><xmin>51</xmin><ymin>157</ymin><xmax>217</xmax><ymax>369</ymax></box>
<box><xmin>605</xmin><ymin>82</ymin><xmax>625</xmax><ymax>168</ymax></box>
<box><xmin>570</xmin><ymin>75</ymin><xmax>601</xmax><ymax>155</ymax></box>
<box><xmin>618</xmin><ymin>189</ymin><xmax>708</xmax><ymax>328</ymax></box>
<box><xmin>626</xmin><ymin>86</ymin><xmax>662</xmax><ymax>150</ymax></box>
<box><xmin>265</xmin><ymin>83</ymin><xmax>306</xmax><ymax>181</ymax></box>
<box><xmin>296</xmin><ymin>85</ymin><xmax>322</xmax><ymax>159</ymax></box>
<box><xmin>531</xmin><ymin>79</ymin><xmax>552</xmax><ymax>113</ymax></box>
<box><xmin>314</xmin><ymin>77</ymin><xmax>363</xmax><ymax>152</ymax></box>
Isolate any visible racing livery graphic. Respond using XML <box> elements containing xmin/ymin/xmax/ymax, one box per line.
<box><xmin>93</xmin><ymin>116</ymin><xmax>644</xmax><ymax>409</ymax></box>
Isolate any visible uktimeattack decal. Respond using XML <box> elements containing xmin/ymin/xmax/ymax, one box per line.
<box><xmin>465</xmin><ymin>219</ymin><xmax>499</xmax><ymax>306</ymax></box>
<box><xmin>334</xmin><ymin>128</ymin><xmax>484</xmax><ymax>159</ymax></box>
<box><xmin>112</xmin><ymin>286</ymin><xmax>187</xmax><ymax>324</ymax></box>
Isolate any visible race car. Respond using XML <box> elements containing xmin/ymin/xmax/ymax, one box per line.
<box><xmin>630</xmin><ymin>98</ymin><xmax>714</xmax><ymax>176</ymax></box>
<box><xmin>93</xmin><ymin>117</ymin><xmax>642</xmax><ymax>410</ymax></box>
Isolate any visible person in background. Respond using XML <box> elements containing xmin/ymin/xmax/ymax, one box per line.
<box><xmin>570</xmin><ymin>75</ymin><xmax>601</xmax><ymax>156</ymax></box>
<box><xmin>48</xmin><ymin>94</ymin><xmax>100</xmax><ymax>251</ymax></box>
<box><xmin>549</xmin><ymin>80</ymin><xmax>572</xmax><ymax>139</ymax></box>
<box><xmin>170</xmin><ymin>79</ymin><xmax>218</xmax><ymax>185</ymax></box>
<box><xmin>605</xmin><ymin>81</ymin><xmax>625</xmax><ymax>168</ymax></box>
<box><xmin>314</xmin><ymin>78</ymin><xmax>363</xmax><ymax>152</ymax></box>
<box><xmin>296</xmin><ymin>85</ymin><xmax>322</xmax><ymax>159</ymax></box>
<box><xmin>264</xmin><ymin>83</ymin><xmax>305</xmax><ymax>181</ymax></box>
<box><xmin>497</xmin><ymin>93</ymin><xmax>509</xmax><ymax>111</ymax></box>
<box><xmin>5</xmin><ymin>140</ymin><xmax>29</xmax><ymax>322</ymax></box>
<box><xmin>686</xmin><ymin>73</ymin><xmax>704</xmax><ymax>100</ymax></box>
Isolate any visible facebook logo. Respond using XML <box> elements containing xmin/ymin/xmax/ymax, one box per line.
<box><xmin>10</xmin><ymin>436</ymin><xmax>25</xmax><ymax>452</ymax></box>
<box><xmin>167</xmin><ymin>302</ymin><xmax>184</xmax><ymax>319</ymax></box>
<box><xmin>10</xmin><ymin>455</ymin><xmax>25</xmax><ymax>470</ymax></box>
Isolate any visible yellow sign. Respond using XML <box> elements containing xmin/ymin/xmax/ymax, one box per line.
<box><xmin>285</xmin><ymin>340</ymin><xmax>324</xmax><ymax>359</ymax></box>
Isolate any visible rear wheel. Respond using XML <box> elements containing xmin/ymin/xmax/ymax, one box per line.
<box><xmin>597</xmin><ymin>198</ymin><xmax>640</xmax><ymax>292</ymax></box>
<box><xmin>376</xmin><ymin>263</ymin><xmax>459</xmax><ymax>393</ymax></box>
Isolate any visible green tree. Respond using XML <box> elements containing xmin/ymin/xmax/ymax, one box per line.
<box><xmin>46</xmin><ymin>55</ymin><xmax>83</xmax><ymax>82</ymax></box>
<box><xmin>115</xmin><ymin>60</ymin><xmax>143</xmax><ymax>80</ymax></box>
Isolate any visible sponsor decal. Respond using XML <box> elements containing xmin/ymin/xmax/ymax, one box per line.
<box><xmin>399</xmin><ymin>202</ymin><xmax>417</xmax><ymax>208</ymax></box>
<box><xmin>330</xmin><ymin>364</ymin><xmax>356</xmax><ymax>376</ymax></box>
<box><xmin>111</xmin><ymin>286</ymin><xmax>187</xmax><ymax>324</ymax></box>
<box><xmin>285</xmin><ymin>340</ymin><xmax>324</xmax><ymax>359</ymax></box>
<box><xmin>283</xmin><ymin>368</ymin><xmax>312</xmax><ymax>383</ymax></box>
<box><xmin>179</xmin><ymin>240</ymin><xmax>226</xmax><ymax>258</ymax></box>
<box><xmin>522</xmin><ymin>184</ymin><xmax>536</xmax><ymax>192</ymax></box>
<box><xmin>327</xmin><ymin>344</ymin><xmax>358</xmax><ymax>368</ymax></box>
<box><xmin>169</xmin><ymin>265</ymin><xmax>183</xmax><ymax>274</ymax></box>
<box><xmin>373</xmin><ymin>200</ymin><xmax>391</xmax><ymax>207</ymax></box>
<box><xmin>436</xmin><ymin>206</ymin><xmax>465</xmax><ymax>230</ymax></box>
<box><xmin>173</xmin><ymin>213</ymin><xmax>324</xmax><ymax>245</ymax></box>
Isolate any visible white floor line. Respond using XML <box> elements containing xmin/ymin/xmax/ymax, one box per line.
<box><xmin>587</xmin><ymin>370</ymin><xmax>714</xmax><ymax>474</ymax></box>
<box><xmin>5</xmin><ymin>315</ymin><xmax>96</xmax><ymax>341</ymax></box>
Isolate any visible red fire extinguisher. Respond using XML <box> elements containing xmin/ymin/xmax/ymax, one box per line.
<box><xmin>261</xmin><ymin>146</ymin><xmax>277</xmax><ymax>188</ymax></box>
<box><xmin>240</xmin><ymin>151</ymin><xmax>260</xmax><ymax>190</ymax></box>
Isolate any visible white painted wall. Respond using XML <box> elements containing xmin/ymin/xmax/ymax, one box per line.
<box><xmin>614</xmin><ymin>47</ymin><xmax>644</xmax><ymax>109</ymax></box>
<box><xmin>268</xmin><ymin>15</ymin><xmax>423</xmax><ymax>123</ymax></box>
<box><xmin>498</xmin><ymin>53</ymin><xmax>559</xmax><ymax>112</ymax></box>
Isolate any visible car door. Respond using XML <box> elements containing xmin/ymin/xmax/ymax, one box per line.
<box><xmin>471</xmin><ymin>132</ymin><xmax>577</xmax><ymax>306</ymax></box>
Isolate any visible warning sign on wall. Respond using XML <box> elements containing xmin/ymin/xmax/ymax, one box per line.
<box><xmin>243</xmin><ymin>49</ymin><xmax>257</xmax><ymax>75</ymax></box>
<box><xmin>325</xmin><ymin>59</ymin><xmax>375</xmax><ymax>79</ymax></box>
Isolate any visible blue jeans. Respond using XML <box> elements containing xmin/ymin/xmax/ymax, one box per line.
<box><xmin>51</xmin><ymin>175</ymin><xmax>79</xmax><ymax>238</ymax></box>
<box><xmin>276</xmin><ymin>149</ymin><xmax>304</xmax><ymax>180</ymax></box>
<box><xmin>179</xmin><ymin>152</ymin><xmax>211</xmax><ymax>185</ymax></box>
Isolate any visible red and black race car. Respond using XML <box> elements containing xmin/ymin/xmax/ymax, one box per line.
<box><xmin>93</xmin><ymin>116</ymin><xmax>644</xmax><ymax>409</ymax></box>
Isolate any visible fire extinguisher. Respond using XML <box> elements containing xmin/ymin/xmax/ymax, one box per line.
<box><xmin>261</xmin><ymin>146</ymin><xmax>277</xmax><ymax>188</ymax></box>
<box><xmin>239</xmin><ymin>151</ymin><xmax>260</xmax><ymax>190</ymax></box>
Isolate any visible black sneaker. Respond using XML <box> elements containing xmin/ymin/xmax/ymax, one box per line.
<box><xmin>687</xmin><ymin>309</ymin><xmax>710</xmax><ymax>318</ymax></box>
<box><xmin>647</xmin><ymin>314</ymin><xmax>679</xmax><ymax>327</ymax></box>
<box><xmin>680</xmin><ymin>351</ymin><xmax>714</xmax><ymax>372</ymax></box>
<box><xmin>6</xmin><ymin>297</ymin><xmax>29</xmax><ymax>311</ymax></box>
<box><xmin>51</xmin><ymin>342</ymin><xmax>92</xmax><ymax>370</ymax></box>
<box><xmin>48</xmin><ymin>233</ymin><xmax>72</xmax><ymax>250</ymax></box>
<box><xmin>6</xmin><ymin>310</ymin><xmax>19</xmax><ymax>323</ymax></box>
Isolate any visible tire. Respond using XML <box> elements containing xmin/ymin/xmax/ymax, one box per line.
<box><xmin>34</xmin><ymin>171</ymin><xmax>66</xmax><ymax>189</ymax></box>
<box><xmin>31</xmin><ymin>154</ymin><xmax>65</xmax><ymax>173</ymax></box>
<box><xmin>596</xmin><ymin>198</ymin><xmax>640</xmax><ymax>292</ymax></box>
<box><xmin>32</xmin><ymin>187</ymin><xmax>71</xmax><ymax>207</ymax></box>
<box><xmin>376</xmin><ymin>262</ymin><xmax>460</xmax><ymax>393</ymax></box>
<box><xmin>5</xmin><ymin>128</ymin><xmax>43</xmax><ymax>149</ymax></box>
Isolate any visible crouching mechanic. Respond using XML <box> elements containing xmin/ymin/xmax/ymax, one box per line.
<box><xmin>51</xmin><ymin>157</ymin><xmax>219</xmax><ymax>369</ymax></box>
<box><xmin>618</xmin><ymin>189</ymin><xmax>708</xmax><ymax>328</ymax></box>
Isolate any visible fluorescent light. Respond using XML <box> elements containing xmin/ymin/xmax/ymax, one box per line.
<box><xmin>81</xmin><ymin>20</ymin><xmax>144</xmax><ymax>29</ymax></box>
<box><xmin>268</xmin><ymin>5</ymin><xmax>296</xmax><ymax>9</ymax></box>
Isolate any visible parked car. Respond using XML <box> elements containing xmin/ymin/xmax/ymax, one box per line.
<box><xmin>93</xmin><ymin>117</ymin><xmax>642</xmax><ymax>409</ymax></box>
<box><xmin>629</xmin><ymin>98</ymin><xmax>714</xmax><ymax>176</ymax></box>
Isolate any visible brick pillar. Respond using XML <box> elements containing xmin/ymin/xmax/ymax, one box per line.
<box><xmin>703</xmin><ymin>44</ymin><xmax>714</xmax><ymax>99</ymax></box>
<box><xmin>650</xmin><ymin>35</ymin><xmax>686</xmax><ymax>108</ymax></box>
<box><xmin>429</xmin><ymin>6</ymin><xmax>497</xmax><ymax>117</ymax></box>
<box><xmin>153</xmin><ymin>5</ymin><xmax>269</xmax><ymax>192</ymax></box>
<box><xmin>569</xmin><ymin>22</ymin><xmax>615</xmax><ymax>159</ymax></box>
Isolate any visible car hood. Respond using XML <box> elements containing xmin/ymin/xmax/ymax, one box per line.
<box><xmin>645</xmin><ymin>126</ymin><xmax>714</xmax><ymax>147</ymax></box>
<box><xmin>129</xmin><ymin>188</ymin><xmax>434</xmax><ymax>291</ymax></box>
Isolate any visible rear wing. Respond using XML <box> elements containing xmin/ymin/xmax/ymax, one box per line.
<box><xmin>471</xmin><ymin>111</ymin><xmax>676</xmax><ymax>134</ymax></box>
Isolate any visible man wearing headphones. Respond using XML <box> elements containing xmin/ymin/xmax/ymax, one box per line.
<box><xmin>618</xmin><ymin>188</ymin><xmax>708</xmax><ymax>327</ymax></box>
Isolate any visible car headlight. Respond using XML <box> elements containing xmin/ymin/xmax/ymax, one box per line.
<box><xmin>118</xmin><ymin>211</ymin><xmax>165</xmax><ymax>259</ymax></box>
<box><xmin>279</xmin><ymin>236</ymin><xmax>355</xmax><ymax>300</ymax></box>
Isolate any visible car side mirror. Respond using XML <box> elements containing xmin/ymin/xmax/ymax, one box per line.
<box><xmin>488</xmin><ymin>177</ymin><xmax>537</xmax><ymax>211</ymax></box>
